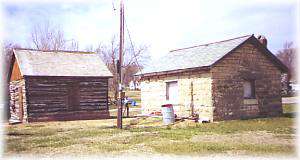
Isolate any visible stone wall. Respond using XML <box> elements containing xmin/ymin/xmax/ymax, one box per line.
<box><xmin>140</xmin><ymin>71</ymin><xmax>214</xmax><ymax>120</ymax></box>
<box><xmin>211</xmin><ymin>41</ymin><xmax>283</xmax><ymax>121</ymax></box>
<box><xmin>9</xmin><ymin>79</ymin><xmax>27</xmax><ymax>123</ymax></box>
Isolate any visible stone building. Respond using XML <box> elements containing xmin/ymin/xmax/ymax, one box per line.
<box><xmin>8</xmin><ymin>48</ymin><xmax>113</xmax><ymax>123</ymax></box>
<box><xmin>136</xmin><ymin>35</ymin><xmax>288</xmax><ymax>121</ymax></box>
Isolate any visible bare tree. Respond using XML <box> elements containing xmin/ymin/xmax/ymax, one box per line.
<box><xmin>277</xmin><ymin>42</ymin><xmax>296</xmax><ymax>82</ymax></box>
<box><xmin>94</xmin><ymin>36</ymin><xmax>149</xmax><ymax>100</ymax></box>
<box><xmin>95</xmin><ymin>37</ymin><xmax>119</xmax><ymax>100</ymax></box>
<box><xmin>122</xmin><ymin>44</ymin><xmax>148</xmax><ymax>85</ymax></box>
<box><xmin>30</xmin><ymin>22</ymin><xmax>78</xmax><ymax>51</ymax></box>
<box><xmin>3</xmin><ymin>43</ymin><xmax>21</xmax><ymax>82</ymax></box>
<box><xmin>2</xmin><ymin>43</ymin><xmax>21</xmax><ymax>120</ymax></box>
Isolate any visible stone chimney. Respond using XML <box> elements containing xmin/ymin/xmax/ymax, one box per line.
<box><xmin>257</xmin><ymin>35</ymin><xmax>267</xmax><ymax>47</ymax></box>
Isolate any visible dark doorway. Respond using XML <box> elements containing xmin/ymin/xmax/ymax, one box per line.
<box><xmin>67</xmin><ymin>82</ymin><xmax>80</xmax><ymax>111</ymax></box>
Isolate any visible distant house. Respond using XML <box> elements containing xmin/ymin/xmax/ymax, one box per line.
<box><xmin>129</xmin><ymin>80</ymin><xmax>141</xmax><ymax>90</ymax></box>
<box><xmin>8</xmin><ymin>48</ymin><xmax>113</xmax><ymax>123</ymax></box>
<box><xmin>129</xmin><ymin>81</ymin><xmax>136</xmax><ymax>90</ymax></box>
<box><xmin>136</xmin><ymin>35</ymin><xmax>288</xmax><ymax>121</ymax></box>
<box><xmin>290</xmin><ymin>80</ymin><xmax>299</xmax><ymax>93</ymax></box>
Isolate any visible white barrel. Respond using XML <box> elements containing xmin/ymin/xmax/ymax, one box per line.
<box><xmin>161</xmin><ymin>104</ymin><xmax>175</xmax><ymax>125</ymax></box>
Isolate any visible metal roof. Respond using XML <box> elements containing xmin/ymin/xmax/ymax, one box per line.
<box><xmin>13</xmin><ymin>49</ymin><xmax>113</xmax><ymax>77</ymax></box>
<box><xmin>137</xmin><ymin>35</ymin><xmax>252</xmax><ymax>75</ymax></box>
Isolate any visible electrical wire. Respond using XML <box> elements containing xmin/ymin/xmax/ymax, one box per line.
<box><xmin>111</xmin><ymin>0</ymin><xmax>144</xmax><ymax>76</ymax></box>
<box><xmin>124</xmin><ymin>20</ymin><xmax>143</xmax><ymax>75</ymax></box>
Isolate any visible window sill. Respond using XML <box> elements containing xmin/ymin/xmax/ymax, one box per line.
<box><xmin>243</xmin><ymin>99</ymin><xmax>258</xmax><ymax>105</ymax></box>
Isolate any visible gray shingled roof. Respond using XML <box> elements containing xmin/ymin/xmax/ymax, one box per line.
<box><xmin>137</xmin><ymin>35</ymin><xmax>252</xmax><ymax>75</ymax></box>
<box><xmin>13</xmin><ymin>49</ymin><xmax>113</xmax><ymax>77</ymax></box>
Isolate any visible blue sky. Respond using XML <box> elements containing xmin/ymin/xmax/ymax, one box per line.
<box><xmin>2</xmin><ymin>0</ymin><xmax>298</xmax><ymax>59</ymax></box>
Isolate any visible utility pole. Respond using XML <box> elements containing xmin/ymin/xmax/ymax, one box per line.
<box><xmin>117</xmin><ymin>0</ymin><xmax>125</xmax><ymax>129</ymax></box>
<box><xmin>190</xmin><ymin>81</ymin><xmax>194</xmax><ymax>117</ymax></box>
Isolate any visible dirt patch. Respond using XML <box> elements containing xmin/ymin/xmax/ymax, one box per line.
<box><xmin>121</xmin><ymin>143</ymin><xmax>156</xmax><ymax>154</ymax></box>
<box><xmin>78</xmin><ymin>131</ymin><xmax>135</xmax><ymax>143</ymax></box>
<box><xmin>190</xmin><ymin>131</ymin><xmax>295</xmax><ymax>146</ymax></box>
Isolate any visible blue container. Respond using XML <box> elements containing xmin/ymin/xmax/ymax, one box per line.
<box><xmin>131</xmin><ymin>100</ymin><xmax>136</xmax><ymax>106</ymax></box>
<box><xmin>161</xmin><ymin>104</ymin><xmax>175</xmax><ymax>125</ymax></box>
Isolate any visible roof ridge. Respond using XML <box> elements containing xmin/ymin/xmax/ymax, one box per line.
<box><xmin>169</xmin><ymin>34</ymin><xmax>253</xmax><ymax>52</ymax></box>
<box><xmin>13</xmin><ymin>47</ymin><xmax>95</xmax><ymax>54</ymax></box>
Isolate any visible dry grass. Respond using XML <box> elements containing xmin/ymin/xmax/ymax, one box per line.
<box><xmin>4</xmin><ymin>112</ymin><xmax>296</xmax><ymax>156</ymax></box>
<box><xmin>4</xmin><ymin>102</ymin><xmax>297</xmax><ymax>156</ymax></box>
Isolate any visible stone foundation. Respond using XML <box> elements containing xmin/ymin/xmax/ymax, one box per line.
<box><xmin>9</xmin><ymin>79</ymin><xmax>27</xmax><ymax>123</ymax></box>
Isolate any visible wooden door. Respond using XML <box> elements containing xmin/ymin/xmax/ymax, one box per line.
<box><xmin>67</xmin><ymin>82</ymin><xmax>80</xmax><ymax>111</ymax></box>
<box><xmin>166</xmin><ymin>81</ymin><xmax>178</xmax><ymax>104</ymax></box>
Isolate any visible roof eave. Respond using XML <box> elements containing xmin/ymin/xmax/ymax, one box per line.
<box><xmin>137</xmin><ymin>66</ymin><xmax>211</xmax><ymax>78</ymax></box>
<box><xmin>23</xmin><ymin>75</ymin><xmax>114</xmax><ymax>78</ymax></box>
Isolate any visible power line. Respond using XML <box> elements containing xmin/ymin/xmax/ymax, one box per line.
<box><xmin>124</xmin><ymin>20</ymin><xmax>144</xmax><ymax>75</ymax></box>
<box><xmin>112</xmin><ymin>0</ymin><xmax>143</xmax><ymax>75</ymax></box>
<box><xmin>112</xmin><ymin>0</ymin><xmax>116</xmax><ymax>11</ymax></box>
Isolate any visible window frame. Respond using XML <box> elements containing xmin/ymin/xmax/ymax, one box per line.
<box><xmin>243</xmin><ymin>79</ymin><xmax>256</xmax><ymax>99</ymax></box>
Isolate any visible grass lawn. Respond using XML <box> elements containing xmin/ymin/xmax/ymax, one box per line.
<box><xmin>4</xmin><ymin>104</ymin><xmax>297</xmax><ymax>156</ymax></box>
<box><xmin>124</xmin><ymin>90</ymin><xmax>141</xmax><ymax>103</ymax></box>
<box><xmin>283</xmin><ymin>103</ymin><xmax>297</xmax><ymax>113</ymax></box>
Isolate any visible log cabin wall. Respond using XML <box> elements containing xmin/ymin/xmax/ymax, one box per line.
<box><xmin>24</xmin><ymin>76</ymin><xmax>110</xmax><ymax>122</ymax></box>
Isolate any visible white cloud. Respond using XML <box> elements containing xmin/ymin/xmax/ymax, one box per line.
<box><xmin>61</xmin><ymin>3</ymin><xmax>119</xmax><ymax>48</ymax></box>
<box><xmin>2</xmin><ymin>0</ymin><xmax>297</xmax><ymax>58</ymax></box>
<box><xmin>123</xmin><ymin>0</ymin><xmax>297</xmax><ymax>58</ymax></box>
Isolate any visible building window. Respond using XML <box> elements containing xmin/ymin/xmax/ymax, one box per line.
<box><xmin>243</xmin><ymin>80</ymin><xmax>255</xmax><ymax>99</ymax></box>
<box><xmin>166</xmin><ymin>81</ymin><xmax>178</xmax><ymax>103</ymax></box>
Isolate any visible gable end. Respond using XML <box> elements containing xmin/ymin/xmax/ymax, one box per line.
<box><xmin>9</xmin><ymin>53</ymin><xmax>23</xmax><ymax>82</ymax></box>
<box><xmin>211</xmin><ymin>35</ymin><xmax>288</xmax><ymax>73</ymax></box>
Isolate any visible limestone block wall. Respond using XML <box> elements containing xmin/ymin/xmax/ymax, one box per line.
<box><xmin>140</xmin><ymin>80</ymin><xmax>167</xmax><ymax>114</ymax></box>
<box><xmin>9</xmin><ymin>79</ymin><xmax>27</xmax><ymax>122</ymax></box>
<box><xmin>178</xmin><ymin>73</ymin><xmax>213</xmax><ymax>119</ymax></box>
<box><xmin>241</xmin><ymin>99</ymin><xmax>259</xmax><ymax>118</ymax></box>
<box><xmin>141</xmin><ymin>71</ymin><xmax>213</xmax><ymax>120</ymax></box>
<box><xmin>211</xmin><ymin>41</ymin><xmax>283</xmax><ymax>121</ymax></box>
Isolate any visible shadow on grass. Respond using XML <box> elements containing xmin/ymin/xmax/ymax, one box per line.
<box><xmin>108</xmin><ymin>116</ymin><xmax>139</xmax><ymax>119</ymax></box>
<box><xmin>237</xmin><ymin>112</ymin><xmax>297</xmax><ymax>121</ymax></box>
<box><xmin>7</xmin><ymin>132</ymin><xmax>33</xmax><ymax>136</ymax></box>
<box><xmin>283</xmin><ymin>112</ymin><xmax>297</xmax><ymax>118</ymax></box>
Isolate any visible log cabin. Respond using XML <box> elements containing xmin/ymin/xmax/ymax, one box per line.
<box><xmin>136</xmin><ymin>35</ymin><xmax>288</xmax><ymax>121</ymax></box>
<box><xmin>8</xmin><ymin>48</ymin><xmax>113</xmax><ymax>123</ymax></box>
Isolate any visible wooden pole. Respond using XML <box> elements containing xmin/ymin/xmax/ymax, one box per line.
<box><xmin>126</xmin><ymin>104</ymin><xmax>129</xmax><ymax>117</ymax></box>
<box><xmin>117</xmin><ymin>0</ymin><xmax>124</xmax><ymax>129</ymax></box>
<box><xmin>190</xmin><ymin>81</ymin><xmax>194</xmax><ymax>117</ymax></box>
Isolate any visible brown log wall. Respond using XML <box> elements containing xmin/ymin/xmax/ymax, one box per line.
<box><xmin>24</xmin><ymin>76</ymin><xmax>110</xmax><ymax>122</ymax></box>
